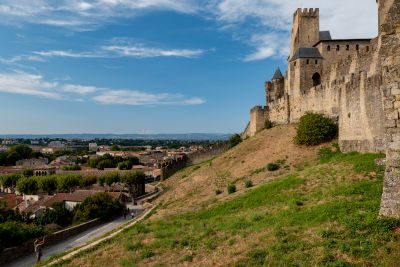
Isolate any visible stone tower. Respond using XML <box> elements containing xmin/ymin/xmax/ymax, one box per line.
<box><xmin>379</xmin><ymin>0</ymin><xmax>400</xmax><ymax>217</ymax></box>
<box><xmin>266</xmin><ymin>68</ymin><xmax>285</xmax><ymax>105</ymax></box>
<box><xmin>289</xmin><ymin>8</ymin><xmax>320</xmax><ymax>59</ymax></box>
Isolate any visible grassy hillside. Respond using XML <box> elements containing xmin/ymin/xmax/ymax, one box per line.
<box><xmin>46</xmin><ymin>127</ymin><xmax>400</xmax><ymax>267</ymax></box>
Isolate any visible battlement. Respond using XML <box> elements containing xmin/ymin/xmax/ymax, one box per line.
<box><xmin>294</xmin><ymin>8</ymin><xmax>319</xmax><ymax>18</ymax></box>
<box><xmin>250</xmin><ymin>106</ymin><xmax>267</xmax><ymax>112</ymax></box>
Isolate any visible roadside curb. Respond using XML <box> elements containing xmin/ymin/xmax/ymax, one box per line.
<box><xmin>44</xmin><ymin>204</ymin><xmax>157</xmax><ymax>266</ymax></box>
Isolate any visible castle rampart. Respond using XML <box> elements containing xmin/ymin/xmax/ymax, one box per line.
<box><xmin>245</xmin><ymin>0</ymin><xmax>400</xmax><ymax>217</ymax></box>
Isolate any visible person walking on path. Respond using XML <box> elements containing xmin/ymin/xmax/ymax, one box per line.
<box><xmin>34</xmin><ymin>237</ymin><xmax>45</xmax><ymax>263</ymax></box>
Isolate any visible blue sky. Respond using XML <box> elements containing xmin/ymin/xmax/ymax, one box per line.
<box><xmin>0</xmin><ymin>0</ymin><xmax>377</xmax><ymax>134</ymax></box>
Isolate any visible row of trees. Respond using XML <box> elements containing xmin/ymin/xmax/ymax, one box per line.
<box><xmin>0</xmin><ymin>171</ymin><xmax>146</xmax><ymax>199</ymax></box>
<box><xmin>88</xmin><ymin>154</ymin><xmax>140</xmax><ymax>170</ymax></box>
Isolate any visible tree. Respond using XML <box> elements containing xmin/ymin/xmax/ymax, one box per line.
<box><xmin>229</xmin><ymin>134</ymin><xmax>242</xmax><ymax>148</ymax></box>
<box><xmin>121</xmin><ymin>171</ymin><xmax>145</xmax><ymax>200</ymax></box>
<box><xmin>111</xmin><ymin>145</ymin><xmax>120</xmax><ymax>151</ymax></box>
<box><xmin>80</xmin><ymin>175</ymin><xmax>97</xmax><ymax>188</ymax></box>
<box><xmin>96</xmin><ymin>159</ymin><xmax>114</xmax><ymax>170</ymax></box>
<box><xmin>37</xmin><ymin>202</ymin><xmax>73</xmax><ymax>227</ymax></box>
<box><xmin>0</xmin><ymin>174</ymin><xmax>21</xmax><ymax>191</ymax></box>
<box><xmin>73</xmin><ymin>193</ymin><xmax>123</xmax><ymax>223</ymax></box>
<box><xmin>16</xmin><ymin>177</ymin><xmax>38</xmax><ymax>195</ymax></box>
<box><xmin>0</xmin><ymin>221</ymin><xmax>45</xmax><ymax>251</ymax></box>
<box><xmin>38</xmin><ymin>176</ymin><xmax>58</xmax><ymax>195</ymax></box>
<box><xmin>23</xmin><ymin>169</ymin><xmax>34</xmax><ymax>177</ymax></box>
<box><xmin>101</xmin><ymin>172</ymin><xmax>120</xmax><ymax>191</ymax></box>
<box><xmin>61</xmin><ymin>165</ymin><xmax>81</xmax><ymax>171</ymax></box>
<box><xmin>56</xmin><ymin>174</ymin><xmax>81</xmax><ymax>192</ymax></box>
<box><xmin>117</xmin><ymin>161</ymin><xmax>133</xmax><ymax>170</ymax></box>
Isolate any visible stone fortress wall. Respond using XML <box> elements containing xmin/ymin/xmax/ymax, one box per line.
<box><xmin>245</xmin><ymin>0</ymin><xmax>400</xmax><ymax>217</ymax></box>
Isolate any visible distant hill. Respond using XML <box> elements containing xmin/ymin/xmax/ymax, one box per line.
<box><xmin>0</xmin><ymin>133</ymin><xmax>232</xmax><ymax>141</ymax></box>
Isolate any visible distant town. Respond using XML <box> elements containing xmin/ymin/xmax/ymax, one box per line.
<box><xmin>0</xmin><ymin>136</ymin><xmax>228</xmax><ymax>258</ymax></box>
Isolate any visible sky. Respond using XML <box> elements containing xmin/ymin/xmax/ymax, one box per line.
<box><xmin>0</xmin><ymin>0</ymin><xmax>378</xmax><ymax>134</ymax></box>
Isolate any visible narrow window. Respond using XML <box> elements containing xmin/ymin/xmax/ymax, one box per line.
<box><xmin>315</xmin><ymin>60</ymin><xmax>318</xmax><ymax>64</ymax></box>
<box><xmin>346</xmin><ymin>45</ymin><xmax>350</xmax><ymax>51</ymax></box>
<box><xmin>306</xmin><ymin>59</ymin><xmax>309</xmax><ymax>64</ymax></box>
<box><xmin>327</xmin><ymin>45</ymin><xmax>331</xmax><ymax>51</ymax></box>
<box><xmin>356</xmin><ymin>44</ymin><xmax>359</xmax><ymax>51</ymax></box>
<box><xmin>366</xmin><ymin>46</ymin><xmax>370</xmax><ymax>52</ymax></box>
<box><xmin>294</xmin><ymin>61</ymin><xmax>297</xmax><ymax>67</ymax></box>
<box><xmin>336</xmin><ymin>45</ymin><xmax>340</xmax><ymax>51</ymax></box>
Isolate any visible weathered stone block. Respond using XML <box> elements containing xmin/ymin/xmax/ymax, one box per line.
<box><xmin>386</xmin><ymin>119</ymin><xmax>397</xmax><ymax>128</ymax></box>
<box><xmin>388</xmin><ymin>110</ymin><xmax>399</xmax><ymax>120</ymax></box>
<box><xmin>394</xmin><ymin>101</ymin><xmax>400</xmax><ymax>109</ymax></box>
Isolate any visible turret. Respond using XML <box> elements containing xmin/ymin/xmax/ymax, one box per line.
<box><xmin>266</xmin><ymin>68</ymin><xmax>285</xmax><ymax>105</ymax></box>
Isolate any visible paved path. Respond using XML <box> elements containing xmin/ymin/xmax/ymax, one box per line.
<box><xmin>6</xmin><ymin>216</ymin><xmax>134</xmax><ymax>267</ymax></box>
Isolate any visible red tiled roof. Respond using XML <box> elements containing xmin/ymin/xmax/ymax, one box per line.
<box><xmin>0</xmin><ymin>193</ymin><xmax>23</xmax><ymax>209</ymax></box>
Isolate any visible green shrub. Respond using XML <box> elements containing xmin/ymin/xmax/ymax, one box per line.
<box><xmin>227</xmin><ymin>184</ymin><xmax>236</xmax><ymax>194</ymax></box>
<box><xmin>73</xmin><ymin>192</ymin><xmax>123</xmax><ymax>223</ymax></box>
<box><xmin>229</xmin><ymin>134</ymin><xmax>242</xmax><ymax>148</ymax></box>
<box><xmin>264</xmin><ymin>119</ymin><xmax>274</xmax><ymax>129</ymax></box>
<box><xmin>0</xmin><ymin>221</ymin><xmax>45</xmax><ymax>251</ymax></box>
<box><xmin>267</xmin><ymin>163</ymin><xmax>280</xmax><ymax>171</ymax></box>
<box><xmin>22</xmin><ymin>169</ymin><xmax>34</xmax><ymax>177</ymax></box>
<box><xmin>244</xmin><ymin>180</ymin><xmax>253</xmax><ymax>188</ymax></box>
<box><xmin>295</xmin><ymin>112</ymin><xmax>338</xmax><ymax>146</ymax></box>
<box><xmin>61</xmin><ymin>165</ymin><xmax>81</xmax><ymax>171</ymax></box>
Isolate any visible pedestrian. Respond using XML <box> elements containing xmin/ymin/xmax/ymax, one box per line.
<box><xmin>123</xmin><ymin>208</ymin><xmax>127</xmax><ymax>219</ymax></box>
<box><xmin>34</xmin><ymin>237</ymin><xmax>45</xmax><ymax>263</ymax></box>
<box><xmin>131</xmin><ymin>210</ymin><xmax>135</xmax><ymax>219</ymax></box>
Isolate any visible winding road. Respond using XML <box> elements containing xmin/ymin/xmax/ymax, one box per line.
<box><xmin>6</xmin><ymin>216</ymin><xmax>134</xmax><ymax>267</ymax></box>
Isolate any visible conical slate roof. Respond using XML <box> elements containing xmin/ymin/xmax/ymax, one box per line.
<box><xmin>272</xmin><ymin>68</ymin><xmax>283</xmax><ymax>80</ymax></box>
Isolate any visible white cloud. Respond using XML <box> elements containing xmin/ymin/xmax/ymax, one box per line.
<box><xmin>102</xmin><ymin>45</ymin><xmax>204</xmax><ymax>58</ymax></box>
<box><xmin>0</xmin><ymin>55</ymin><xmax>46</xmax><ymax>64</ymax></box>
<box><xmin>63</xmin><ymin>84</ymin><xmax>98</xmax><ymax>95</ymax></box>
<box><xmin>0</xmin><ymin>1</ymin><xmax>379</xmax><ymax>61</ymax></box>
<box><xmin>0</xmin><ymin>72</ymin><xmax>63</xmax><ymax>99</ymax></box>
<box><xmin>243</xmin><ymin>33</ymin><xmax>289</xmax><ymax>62</ymax></box>
<box><xmin>0</xmin><ymin>0</ymin><xmax>199</xmax><ymax>29</ymax></box>
<box><xmin>33</xmin><ymin>40</ymin><xmax>206</xmax><ymax>59</ymax></box>
<box><xmin>0</xmin><ymin>70</ymin><xmax>205</xmax><ymax>106</ymax></box>
<box><xmin>209</xmin><ymin>0</ymin><xmax>378</xmax><ymax>61</ymax></box>
<box><xmin>34</xmin><ymin>50</ymin><xmax>99</xmax><ymax>58</ymax></box>
<box><xmin>93</xmin><ymin>90</ymin><xmax>206</xmax><ymax>105</ymax></box>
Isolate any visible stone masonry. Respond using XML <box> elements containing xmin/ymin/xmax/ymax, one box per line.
<box><xmin>244</xmin><ymin>1</ymin><xmax>400</xmax><ymax>217</ymax></box>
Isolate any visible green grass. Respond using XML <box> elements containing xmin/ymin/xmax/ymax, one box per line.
<box><xmin>58</xmin><ymin>151</ymin><xmax>400</xmax><ymax>267</ymax></box>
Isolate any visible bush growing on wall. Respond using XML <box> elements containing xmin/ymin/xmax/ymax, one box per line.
<box><xmin>295</xmin><ymin>112</ymin><xmax>338</xmax><ymax>146</ymax></box>
<box><xmin>264</xmin><ymin>119</ymin><xmax>274</xmax><ymax>129</ymax></box>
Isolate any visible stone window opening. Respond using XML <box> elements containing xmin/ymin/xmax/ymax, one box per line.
<box><xmin>315</xmin><ymin>60</ymin><xmax>318</xmax><ymax>64</ymax></box>
<box><xmin>294</xmin><ymin>61</ymin><xmax>297</xmax><ymax>67</ymax></box>
<box><xmin>306</xmin><ymin>59</ymin><xmax>309</xmax><ymax>64</ymax></box>
<box><xmin>356</xmin><ymin>44</ymin><xmax>359</xmax><ymax>51</ymax></box>
<box><xmin>312</xmin><ymin>72</ymin><xmax>321</xmax><ymax>87</ymax></box>
<box><xmin>346</xmin><ymin>45</ymin><xmax>350</xmax><ymax>51</ymax></box>
<box><xmin>327</xmin><ymin>45</ymin><xmax>331</xmax><ymax>51</ymax></box>
<box><xmin>336</xmin><ymin>45</ymin><xmax>340</xmax><ymax>51</ymax></box>
<box><xmin>366</xmin><ymin>46</ymin><xmax>370</xmax><ymax>52</ymax></box>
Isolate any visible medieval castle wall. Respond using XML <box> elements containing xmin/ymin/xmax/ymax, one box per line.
<box><xmin>245</xmin><ymin>1</ymin><xmax>400</xmax><ymax>217</ymax></box>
